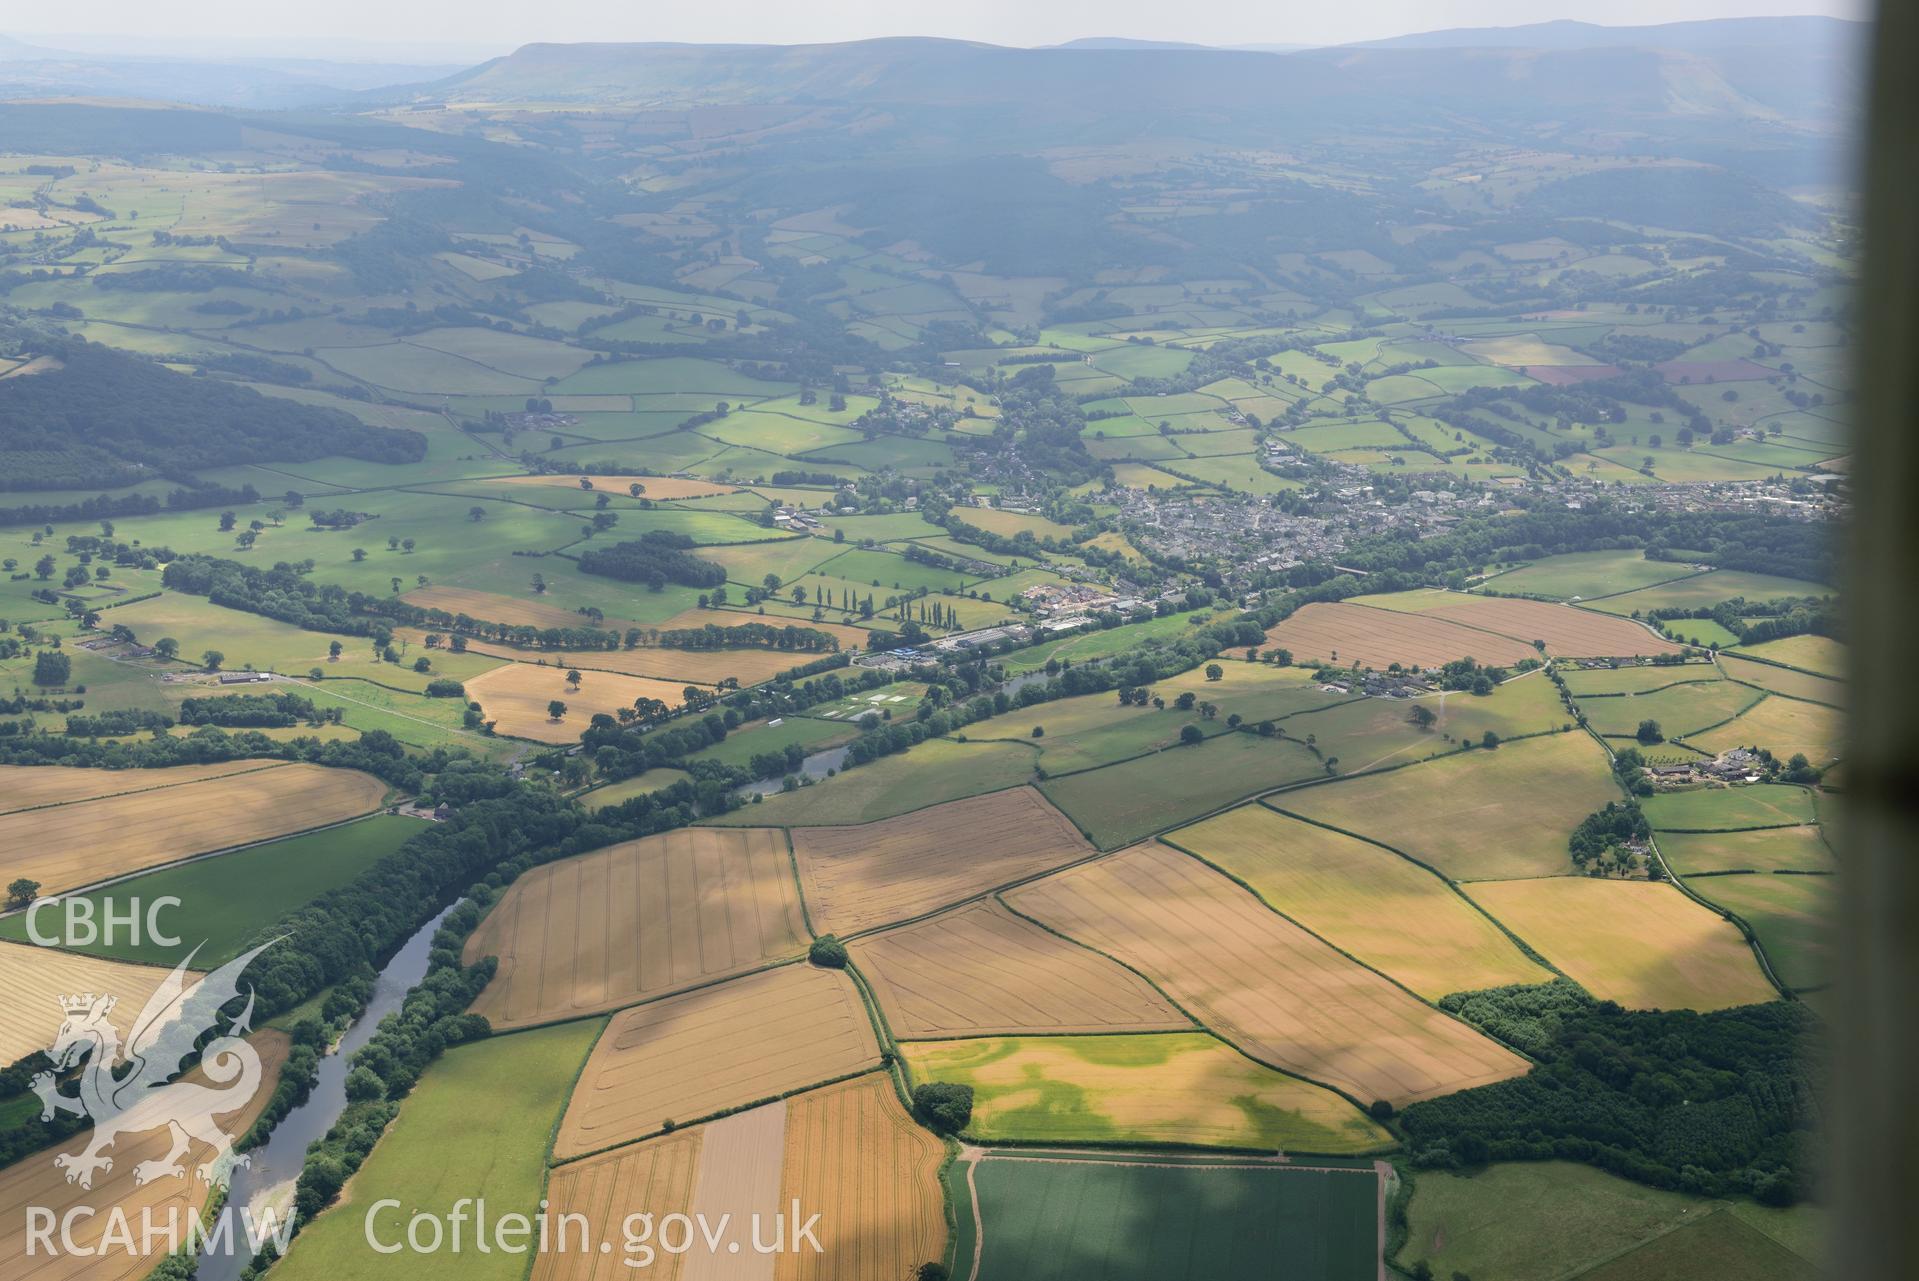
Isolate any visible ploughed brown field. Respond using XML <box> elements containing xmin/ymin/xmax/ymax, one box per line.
<box><xmin>789</xmin><ymin>788</ymin><xmax>1093</xmax><ymax>936</ymax></box>
<box><xmin>463</xmin><ymin>827</ymin><xmax>810</xmax><ymax>1031</ymax></box>
<box><xmin>1005</xmin><ymin>842</ymin><xmax>1530</xmax><ymax>1107</ymax></box>
<box><xmin>0</xmin><ymin>1031</ymin><xmax>290</xmax><ymax>1281</ymax></box>
<box><xmin>1263</xmin><ymin>601</ymin><xmax>1538</xmax><ymax>671</ymax></box>
<box><xmin>850</xmin><ymin>899</ymin><xmax>1189</xmax><ymax>1038</ymax></box>
<box><xmin>0</xmin><ymin>763</ymin><xmax>387</xmax><ymax>896</ymax></box>
<box><xmin>1428</xmin><ymin>596</ymin><xmax>1682</xmax><ymax>658</ymax></box>
<box><xmin>553</xmin><ymin>964</ymin><xmax>881</xmax><ymax>1161</ymax></box>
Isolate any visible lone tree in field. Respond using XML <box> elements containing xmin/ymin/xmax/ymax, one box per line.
<box><xmin>154</xmin><ymin>637</ymin><xmax>179</xmax><ymax>660</ymax></box>
<box><xmin>808</xmin><ymin>935</ymin><xmax>848</xmax><ymax>968</ymax></box>
<box><xmin>6</xmin><ymin>878</ymin><xmax>39</xmax><ymax>909</ymax></box>
<box><xmin>547</xmin><ymin>700</ymin><xmax>567</xmax><ymax>721</ymax></box>
<box><xmin>912</xmin><ymin>1082</ymin><xmax>974</xmax><ymax>1135</ymax></box>
<box><xmin>468</xmin><ymin>506</ymin><xmax>486</xmax><ymax>522</ymax></box>
<box><xmin>201</xmin><ymin>650</ymin><xmax>224</xmax><ymax>671</ymax></box>
<box><xmin>566</xmin><ymin>669</ymin><xmax>583</xmax><ymax>690</ymax></box>
<box><xmin>1636</xmin><ymin>719</ymin><xmax>1664</xmax><ymax>744</ymax></box>
<box><xmin>1179</xmin><ymin>724</ymin><xmax>1205</xmax><ymax>746</ymax></box>
<box><xmin>1408</xmin><ymin>704</ymin><xmax>1437</xmax><ymax>731</ymax></box>
<box><xmin>1205</xmin><ymin>663</ymin><xmax>1224</xmax><ymax>681</ymax></box>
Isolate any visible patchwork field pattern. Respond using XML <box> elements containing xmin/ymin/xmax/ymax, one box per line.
<box><xmin>1271</xmin><ymin>731</ymin><xmax>1620</xmax><ymax>881</ymax></box>
<box><xmin>1465</xmin><ymin>878</ymin><xmax>1779</xmax><ymax>1011</ymax></box>
<box><xmin>0</xmin><ymin>762</ymin><xmax>387</xmax><ymax>895</ymax></box>
<box><xmin>532</xmin><ymin>1132</ymin><xmax>702</xmax><ymax>1281</ymax></box>
<box><xmin>1005</xmin><ymin>843</ymin><xmax>1530</xmax><ymax>1106</ymax></box>
<box><xmin>464</xmin><ymin>828</ymin><xmax>810</xmax><ymax>1031</ymax></box>
<box><xmin>1263</xmin><ymin>601</ymin><xmax>1538</xmax><ymax>671</ymax></box>
<box><xmin>774</xmin><ymin>1075</ymin><xmax>948</xmax><ymax>1281</ymax></box>
<box><xmin>789</xmin><ymin>788</ymin><xmax>1091</xmax><ymax>936</ymax></box>
<box><xmin>900</xmin><ymin>1033</ymin><xmax>1393</xmax><ymax>1153</ymax></box>
<box><xmin>1171</xmin><ymin>805</ymin><xmax>1550</xmax><ymax>999</ymax></box>
<box><xmin>849</xmin><ymin>900</ymin><xmax>1189</xmax><ymax>1038</ymax></box>
<box><xmin>1686</xmin><ymin>694</ymin><xmax>1845</xmax><ymax>765</ymax></box>
<box><xmin>554</xmin><ymin>963</ymin><xmax>881</xmax><ymax>1159</ymax></box>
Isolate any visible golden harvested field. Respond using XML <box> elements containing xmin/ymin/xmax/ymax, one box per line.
<box><xmin>0</xmin><ymin>1030</ymin><xmax>289</xmax><ymax>1281</ymax></box>
<box><xmin>656</xmin><ymin>607</ymin><xmax>874</xmax><ymax>652</ymax></box>
<box><xmin>1731</xmin><ymin>634</ymin><xmax>1845</xmax><ymax>679</ymax></box>
<box><xmin>1358</xmin><ymin>591</ymin><xmax>1682</xmax><ymax>657</ymax></box>
<box><xmin>0</xmin><ymin>760</ymin><xmax>281</xmax><ymax>814</ymax></box>
<box><xmin>465</xmin><ymin>663</ymin><xmax>691</xmax><ymax>742</ymax></box>
<box><xmin>0</xmin><ymin>763</ymin><xmax>387</xmax><ymax>896</ymax></box>
<box><xmin>848</xmin><ymin>900</ymin><xmax>1190</xmax><ymax>1038</ymax></box>
<box><xmin>774</xmin><ymin>1075</ymin><xmax>948</xmax><ymax>1281</ymax></box>
<box><xmin>1465</xmin><ymin>878</ymin><xmax>1778</xmax><ymax>1011</ymax></box>
<box><xmin>533</xmin><ymin>1131</ymin><xmax>702</xmax><ymax>1281</ymax></box>
<box><xmin>1005</xmin><ymin>843</ymin><xmax>1530</xmax><ymax>1107</ymax></box>
<box><xmin>0</xmin><ymin>941</ymin><xmax>203</xmax><ymax>1067</ymax></box>
<box><xmin>790</xmin><ymin>788</ymin><xmax>1093</xmax><ymax>936</ymax></box>
<box><xmin>464</xmin><ymin>828</ymin><xmax>810</xmax><ymax>1031</ymax></box>
<box><xmin>458</xmin><ymin>639</ymin><xmax>816</xmax><ymax>687</ymax></box>
<box><xmin>1263</xmin><ymin>602</ymin><xmax>1538</xmax><ymax>670</ymax></box>
<box><xmin>685</xmin><ymin>1102</ymin><xmax>789</xmax><ymax>1281</ymax></box>
<box><xmin>495</xmin><ymin>473</ymin><xmax>740</xmax><ymax>500</ymax></box>
<box><xmin>401</xmin><ymin>585</ymin><xmax>620</xmax><ymax>630</ymax></box>
<box><xmin>1658</xmin><ymin>826</ymin><xmax>1835</xmax><ymax>876</ymax></box>
<box><xmin>1686</xmin><ymin>694</ymin><xmax>1845</xmax><ymax>765</ymax></box>
<box><xmin>1272</xmin><ymin>732</ymin><xmax>1621</xmax><ymax>881</ymax></box>
<box><xmin>554</xmin><ymin>964</ymin><xmax>882</xmax><ymax>1160</ymax></box>
<box><xmin>900</xmin><ymin>1033</ymin><xmax>1392</xmax><ymax>1153</ymax></box>
<box><xmin>1171</xmin><ymin>805</ymin><xmax>1550</xmax><ymax>999</ymax></box>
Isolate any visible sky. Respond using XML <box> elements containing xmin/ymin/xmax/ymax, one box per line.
<box><xmin>9</xmin><ymin>1</ymin><xmax>1870</xmax><ymax>64</ymax></box>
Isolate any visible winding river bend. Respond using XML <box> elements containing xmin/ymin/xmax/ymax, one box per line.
<box><xmin>197</xmin><ymin>904</ymin><xmax>454</xmax><ymax>1281</ymax></box>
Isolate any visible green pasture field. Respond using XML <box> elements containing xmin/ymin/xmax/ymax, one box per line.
<box><xmin>1730</xmin><ymin>634</ymin><xmax>1845</xmax><ymax>679</ymax></box>
<box><xmin>1682</xmin><ymin>871</ymin><xmax>1833</xmax><ymax>992</ymax></box>
<box><xmin>1716</xmin><ymin>654</ymin><xmax>1845</xmax><ymax>708</ymax></box>
<box><xmin>1574</xmin><ymin>679</ymin><xmax>1764</xmax><ymax>739</ymax></box>
<box><xmin>1576</xmin><ymin>1205</ymin><xmax>1820</xmax><ymax>1281</ymax></box>
<box><xmin>1684</xmin><ymin>694</ymin><xmax>1844</xmax><ymax>765</ymax></box>
<box><xmin>1393</xmin><ymin>1161</ymin><xmax>1811</xmax><ymax>1281</ymax></box>
<box><xmin>970</xmin><ymin>1151</ymin><xmax>1379</xmax><ymax>1281</ymax></box>
<box><xmin>999</xmin><ymin>611</ymin><xmax>1221</xmax><ymax>675</ymax></box>
<box><xmin>901</xmin><ymin>1033</ymin><xmax>1391</xmax><ymax>1153</ymax></box>
<box><xmin>1642</xmin><ymin>784</ymin><xmax>1818</xmax><ymax>831</ymax></box>
<box><xmin>1559</xmin><ymin>663</ymin><xmax>1721</xmax><ymax>696</ymax></box>
<box><xmin>407</xmin><ymin>326</ymin><xmax>593</xmax><ymax>381</ymax></box>
<box><xmin>1166</xmin><ymin>455</ymin><xmax>1301</xmax><ymax>494</ymax></box>
<box><xmin>318</xmin><ymin>340</ymin><xmax>542</xmax><ymax>396</ymax></box>
<box><xmin>270</xmin><ymin>1019</ymin><xmax>604</xmax><ymax>1281</ymax></box>
<box><xmin>811</xmin><ymin>545</ymin><xmax>984</xmax><ymax>591</ymax></box>
<box><xmin>0</xmin><ymin>814</ymin><xmax>418</xmax><ymax>966</ymax></box>
<box><xmin>805</xmin><ymin>436</ymin><xmax>959</xmax><ymax>473</ymax></box>
<box><xmin>706</xmin><ymin>535</ymin><xmax>850</xmax><ymax>586</ymax></box>
<box><xmin>1271</xmin><ymin>730</ymin><xmax>1620</xmax><ymax>882</ymax></box>
<box><xmin>818</xmin><ymin>511</ymin><xmax>951</xmax><ymax>543</ymax></box>
<box><xmin>581</xmin><ymin>768</ymin><xmax>693</xmax><ymax>809</ymax></box>
<box><xmin>1661</xmin><ymin>619</ymin><xmax>1745</xmax><ymax>648</ymax></box>
<box><xmin>1087</xmin><ymin>344</ymin><xmax>1196</xmax><ymax>380</ymax></box>
<box><xmin>967</xmin><ymin>693</ymin><xmax>1227</xmax><ymax>775</ymax></box>
<box><xmin>698</xmin><ymin>409</ymin><xmax>866</xmax><ymax>455</ymax></box>
<box><xmin>1587</xmin><ymin>570</ymin><xmax>1836</xmax><ymax>617</ymax></box>
<box><xmin>1039</xmin><ymin>731</ymin><xmax>1323</xmax><ymax>849</ymax></box>
<box><xmin>951</xmin><ymin>507</ymin><xmax>1079</xmax><ymax>541</ymax></box>
<box><xmin>1277</xmin><ymin>677</ymin><xmax>1568</xmax><ymax>775</ymax></box>
<box><xmin>1480</xmin><ymin>551</ymin><xmax>1700</xmax><ymax>601</ymax></box>
<box><xmin>706</xmin><ymin>739</ymin><xmax>1038</xmax><ymax>826</ymax></box>
<box><xmin>548</xmin><ymin>355</ymin><xmax>796</xmax><ymax>398</ymax></box>
<box><xmin>291</xmin><ymin>678</ymin><xmax>506</xmax><ymax>757</ymax></box>
<box><xmin>684</xmin><ymin>716</ymin><xmax>858</xmax><ymax>769</ymax></box>
<box><xmin>1658</xmin><ymin>826</ymin><xmax>1833</xmax><ymax>876</ymax></box>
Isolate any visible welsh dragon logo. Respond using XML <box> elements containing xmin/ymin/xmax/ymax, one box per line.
<box><xmin>32</xmin><ymin>940</ymin><xmax>277</xmax><ymax>1191</ymax></box>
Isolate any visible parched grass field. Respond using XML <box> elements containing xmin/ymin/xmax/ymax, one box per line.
<box><xmin>1685</xmin><ymin>694</ymin><xmax>1845</xmax><ymax>765</ymax></box>
<box><xmin>710</xmin><ymin>740</ymin><xmax>1040</xmax><ymax>826</ymax></box>
<box><xmin>901</xmin><ymin>1033</ymin><xmax>1393</xmax><ymax>1153</ymax></box>
<box><xmin>1171</xmin><ymin>806</ymin><xmax>1550</xmax><ymax>1000</ymax></box>
<box><xmin>1731</xmin><ymin>634</ymin><xmax>1845</xmax><ymax>679</ymax></box>
<box><xmin>1271</xmin><ymin>732</ymin><xmax>1620</xmax><ymax>881</ymax></box>
<box><xmin>463</xmin><ymin>827</ymin><xmax>809</xmax><ymax>1031</ymax></box>
<box><xmin>950</xmin><ymin>507</ymin><xmax>1078</xmax><ymax>540</ymax></box>
<box><xmin>968</xmin><ymin>1149</ymin><xmax>1381</xmax><ymax>1281</ymax></box>
<box><xmin>0</xmin><ymin>762</ymin><xmax>387</xmax><ymax>896</ymax></box>
<box><xmin>1575</xmin><ymin>678</ymin><xmax>1764</xmax><ymax>739</ymax></box>
<box><xmin>0</xmin><ymin>813</ymin><xmax>419</xmax><ymax>966</ymax></box>
<box><xmin>1574</xmin><ymin>1206</ymin><xmax>1821</xmax><ymax>1281</ymax></box>
<box><xmin>1642</xmin><ymin>784</ymin><xmax>1818</xmax><ymax>831</ymax></box>
<box><xmin>1684</xmin><ymin>872</ymin><xmax>1833</xmax><ymax>992</ymax></box>
<box><xmin>1005</xmin><ymin>843</ymin><xmax>1529</xmax><ymax>1107</ymax></box>
<box><xmin>1465</xmin><ymin>878</ymin><xmax>1778</xmax><ymax>1011</ymax></box>
<box><xmin>458</xmin><ymin>638</ymin><xmax>814</xmax><ymax>688</ymax></box>
<box><xmin>0</xmin><ymin>940</ymin><xmax>202</xmax><ymax>1067</ymax></box>
<box><xmin>0</xmin><ymin>1030</ymin><xmax>289</xmax><ymax>1281</ymax></box>
<box><xmin>1716</xmin><ymin>654</ymin><xmax>1845</xmax><ymax>708</ymax></box>
<box><xmin>1432</xmin><ymin>597</ymin><xmax>1684</xmax><ymax>658</ymax></box>
<box><xmin>1658</xmin><ymin>826</ymin><xmax>1833</xmax><ymax>876</ymax></box>
<box><xmin>401</xmin><ymin>585</ymin><xmax>621</xmax><ymax>630</ymax></box>
<box><xmin>1559</xmin><ymin>663</ymin><xmax>1722</xmax><ymax>696</ymax></box>
<box><xmin>1395</xmin><ymin>1161</ymin><xmax>1756</xmax><ymax>1281</ymax></box>
<box><xmin>492</xmin><ymin>473</ymin><xmax>740</xmax><ymax>500</ymax></box>
<box><xmin>553</xmin><ymin>963</ymin><xmax>881</xmax><ymax>1160</ymax></box>
<box><xmin>850</xmin><ymin>900</ymin><xmax>1189</xmax><ymax>1038</ymax></box>
<box><xmin>1274</xmin><ymin>678</ymin><xmax>1568</xmax><ymax>777</ymax></box>
<box><xmin>1477</xmin><ymin>551</ymin><xmax>1700</xmax><ymax>601</ymax></box>
<box><xmin>274</xmin><ymin>1021</ymin><xmax>601</xmax><ymax>1281</ymax></box>
<box><xmin>0</xmin><ymin>759</ymin><xmax>276</xmax><ymax>813</ymax></box>
<box><xmin>790</xmin><ymin>788</ymin><xmax>1091</xmax><ymax>936</ymax></box>
<box><xmin>1263</xmin><ymin>601</ymin><xmax>1539</xmax><ymax>670</ymax></box>
<box><xmin>1040</xmin><ymin>732</ymin><xmax>1325</xmax><ymax>850</ymax></box>
<box><xmin>465</xmin><ymin>662</ymin><xmax>691</xmax><ymax>742</ymax></box>
<box><xmin>774</xmin><ymin>1074</ymin><xmax>949</xmax><ymax>1281</ymax></box>
<box><xmin>531</xmin><ymin>1130</ymin><xmax>701</xmax><ymax>1281</ymax></box>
